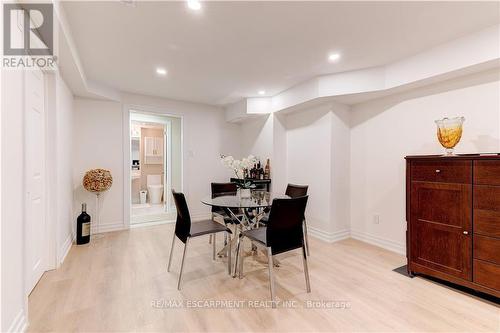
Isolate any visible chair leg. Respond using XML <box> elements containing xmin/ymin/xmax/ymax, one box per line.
<box><xmin>167</xmin><ymin>232</ymin><xmax>176</xmax><ymax>272</ymax></box>
<box><xmin>302</xmin><ymin>244</ymin><xmax>311</xmax><ymax>293</ymax></box>
<box><xmin>177</xmin><ymin>237</ymin><xmax>190</xmax><ymax>290</ymax></box>
<box><xmin>209</xmin><ymin>213</ymin><xmax>214</xmax><ymax>244</ymax></box>
<box><xmin>234</xmin><ymin>234</ymin><xmax>242</xmax><ymax>277</ymax></box>
<box><xmin>238</xmin><ymin>237</ymin><xmax>244</xmax><ymax>279</ymax></box>
<box><xmin>303</xmin><ymin>218</ymin><xmax>310</xmax><ymax>256</ymax></box>
<box><xmin>267</xmin><ymin>247</ymin><xmax>276</xmax><ymax>308</ymax></box>
<box><xmin>227</xmin><ymin>232</ymin><xmax>232</xmax><ymax>275</ymax></box>
<box><xmin>212</xmin><ymin>233</ymin><xmax>217</xmax><ymax>260</ymax></box>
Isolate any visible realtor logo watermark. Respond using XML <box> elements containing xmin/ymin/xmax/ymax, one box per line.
<box><xmin>3</xmin><ymin>3</ymin><xmax>56</xmax><ymax>69</ymax></box>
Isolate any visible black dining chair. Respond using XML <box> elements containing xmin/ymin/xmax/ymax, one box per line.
<box><xmin>209</xmin><ymin>182</ymin><xmax>239</xmax><ymax>246</ymax></box>
<box><xmin>235</xmin><ymin>196</ymin><xmax>310</xmax><ymax>307</ymax></box>
<box><xmin>286</xmin><ymin>184</ymin><xmax>309</xmax><ymax>256</ymax></box>
<box><xmin>168</xmin><ymin>190</ymin><xmax>232</xmax><ymax>290</ymax></box>
<box><xmin>260</xmin><ymin>184</ymin><xmax>310</xmax><ymax>256</ymax></box>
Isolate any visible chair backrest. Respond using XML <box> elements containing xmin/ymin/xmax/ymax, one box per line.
<box><xmin>171</xmin><ymin>190</ymin><xmax>191</xmax><ymax>243</ymax></box>
<box><xmin>266</xmin><ymin>196</ymin><xmax>309</xmax><ymax>255</ymax></box>
<box><xmin>211</xmin><ymin>182</ymin><xmax>237</xmax><ymax>212</ymax></box>
<box><xmin>285</xmin><ymin>183</ymin><xmax>309</xmax><ymax>198</ymax></box>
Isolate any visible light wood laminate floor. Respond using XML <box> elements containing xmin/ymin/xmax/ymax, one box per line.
<box><xmin>28</xmin><ymin>223</ymin><xmax>499</xmax><ymax>332</ymax></box>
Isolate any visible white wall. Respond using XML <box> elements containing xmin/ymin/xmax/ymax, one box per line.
<box><xmin>350</xmin><ymin>70</ymin><xmax>500</xmax><ymax>254</ymax></box>
<box><xmin>73</xmin><ymin>93</ymin><xmax>242</xmax><ymax>232</ymax></box>
<box><xmin>286</xmin><ymin>105</ymin><xmax>333</xmax><ymax>236</ymax></box>
<box><xmin>1</xmin><ymin>67</ymin><xmax>27</xmax><ymax>333</ymax></box>
<box><xmin>285</xmin><ymin>104</ymin><xmax>351</xmax><ymax>241</ymax></box>
<box><xmin>330</xmin><ymin>105</ymin><xmax>351</xmax><ymax>236</ymax></box>
<box><xmin>240</xmin><ymin>113</ymin><xmax>289</xmax><ymax>192</ymax></box>
<box><xmin>55</xmin><ymin>75</ymin><xmax>75</xmax><ymax>263</ymax></box>
<box><xmin>272</xmin><ymin>113</ymin><xmax>288</xmax><ymax>192</ymax></box>
<box><xmin>73</xmin><ymin>99</ymin><xmax>125</xmax><ymax>232</ymax></box>
<box><xmin>240</xmin><ymin>114</ymin><xmax>274</xmax><ymax>162</ymax></box>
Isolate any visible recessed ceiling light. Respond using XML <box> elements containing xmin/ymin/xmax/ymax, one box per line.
<box><xmin>258</xmin><ymin>90</ymin><xmax>266</xmax><ymax>95</ymax></box>
<box><xmin>187</xmin><ymin>0</ymin><xmax>201</xmax><ymax>10</ymax></box>
<box><xmin>156</xmin><ymin>67</ymin><xmax>167</xmax><ymax>76</ymax></box>
<box><xmin>328</xmin><ymin>53</ymin><xmax>340</xmax><ymax>62</ymax></box>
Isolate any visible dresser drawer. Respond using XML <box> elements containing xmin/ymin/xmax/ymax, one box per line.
<box><xmin>474</xmin><ymin>235</ymin><xmax>500</xmax><ymax>265</ymax></box>
<box><xmin>474</xmin><ymin>184</ymin><xmax>500</xmax><ymax>206</ymax></box>
<box><xmin>473</xmin><ymin>259</ymin><xmax>500</xmax><ymax>291</ymax></box>
<box><xmin>474</xmin><ymin>160</ymin><xmax>500</xmax><ymax>186</ymax></box>
<box><xmin>411</xmin><ymin>160</ymin><xmax>471</xmax><ymax>184</ymax></box>
<box><xmin>474</xmin><ymin>210</ymin><xmax>500</xmax><ymax>238</ymax></box>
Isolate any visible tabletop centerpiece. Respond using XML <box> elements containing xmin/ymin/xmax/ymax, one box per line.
<box><xmin>221</xmin><ymin>154</ymin><xmax>257</xmax><ymax>198</ymax></box>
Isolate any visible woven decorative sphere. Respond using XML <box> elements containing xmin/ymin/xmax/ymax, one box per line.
<box><xmin>83</xmin><ymin>168</ymin><xmax>113</xmax><ymax>193</ymax></box>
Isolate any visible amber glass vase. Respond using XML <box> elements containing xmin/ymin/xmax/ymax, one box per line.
<box><xmin>435</xmin><ymin>117</ymin><xmax>465</xmax><ymax>156</ymax></box>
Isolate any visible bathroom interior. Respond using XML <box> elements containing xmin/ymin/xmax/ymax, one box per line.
<box><xmin>130</xmin><ymin>112</ymin><xmax>182</xmax><ymax>224</ymax></box>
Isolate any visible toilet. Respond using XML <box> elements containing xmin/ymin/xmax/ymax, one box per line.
<box><xmin>147</xmin><ymin>175</ymin><xmax>164</xmax><ymax>204</ymax></box>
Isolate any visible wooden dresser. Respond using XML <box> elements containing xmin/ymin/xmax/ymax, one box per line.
<box><xmin>405</xmin><ymin>154</ymin><xmax>500</xmax><ymax>298</ymax></box>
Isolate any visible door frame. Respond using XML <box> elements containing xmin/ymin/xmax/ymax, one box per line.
<box><xmin>122</xmin><ymin>105</ymin><xmax>184</xmax><ymax>229</ymax></box>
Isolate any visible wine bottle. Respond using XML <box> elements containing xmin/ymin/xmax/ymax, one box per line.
<box><xmin>77</xmin><ymin>203</ymin><xmax>91</xmax><ymax>245</ymax></box>
<box><xmin>264</xmin><ymin>158</ymin><xmax>270</xmax><ymax>179</ymax></box>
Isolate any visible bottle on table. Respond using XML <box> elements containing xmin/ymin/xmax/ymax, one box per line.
<box><xmin>264</xmin><ymin>159</ymin><xmax>270</xmax><ymax>179</ymax></box>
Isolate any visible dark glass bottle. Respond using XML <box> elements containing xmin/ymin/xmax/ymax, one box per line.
<box><xmin>264</xmin><ymin>159</ymin><xmax>271</xmax><ymax>179</ymax></box>
<box><xmin>77</xmin><ymin>203</ymin><xmax>91</xmax><ymax>245</ymax></box>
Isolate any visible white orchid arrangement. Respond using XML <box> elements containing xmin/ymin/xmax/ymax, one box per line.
<box><xmin>221</xmin><ymin>154</ymin><xmax>257</xmax><ymax>189</ymax></box>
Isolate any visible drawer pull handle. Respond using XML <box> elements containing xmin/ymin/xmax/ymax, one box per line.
<box><xmin>463</xmin><ymin>231</ymin><xmax>469</xmax><ymax>235</ymax></box>
<box><xmin>435</xmin><ymin>169</ymin><xmax>441</xmax><ymax>173</ymax></box>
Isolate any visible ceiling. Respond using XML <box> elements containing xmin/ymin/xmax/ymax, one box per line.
<box><xmin>61</xmin><ymin>1</ymin><xmax>500</xmax><ymax>105</ymax></box>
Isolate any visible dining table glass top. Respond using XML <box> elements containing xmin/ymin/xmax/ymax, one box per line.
<box><xmin>201</xmin><ymin>190</ymin><xmax>289</xmax><ymax>209</ymax></box>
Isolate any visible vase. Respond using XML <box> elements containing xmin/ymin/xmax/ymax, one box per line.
<box><xmin>238</xmin><ymin>188</ymin><xmax>251</xmax><ymax>198</ymax></box>
<box><xmin>435</xmin><ymin>117</ymin><xmax>465</xmax><ymax>156</ymax></box>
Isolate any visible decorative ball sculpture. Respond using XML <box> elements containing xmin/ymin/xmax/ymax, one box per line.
<box><xmin>83</xmin><ymin>168</ymin><xmax>113</xmax><ymax>193</ymax></box>
<box><xmin>82</xmin><ymin>169</ymin><xmax>112</xmax><ymax>238</ymax></box>
<box><xmin>435</xmin><ymin>117</ymin><xmax>465</xmax><ymax>156</ymax></box>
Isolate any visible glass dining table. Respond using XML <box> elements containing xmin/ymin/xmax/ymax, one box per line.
<box><xmin>201</xmin><ymin>190</ymin><xmax>289</xmax><ymax>276</ymax></box>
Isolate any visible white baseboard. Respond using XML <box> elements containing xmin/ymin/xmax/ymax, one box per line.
<box><xmin>350</xmin><ymin>230</ymin><xmax>405</xmax><ymax>255</ymax></box>
<box><xmin>130</xmin><ymin>219</ymin><xmax>175</xmax><ymax>228</ymax></box>
<box><xmin>7</xmin><ymin>309</ymin><xmax>27</xmax><ymax>333</ymax></box>
<box><xmin>306</xmin><ymin>225</ymin><xmax>405</xmax><ymax>255</ymax></box>
<box><xmin>57</xmin><ymin>234</ymin><xmax>73</xmax><ymax>266</ymax></box>
<box><xmin>91</xmin><ymin>221</ymin><xmax>127</xmax><ymax>234</ymax></box>
<box><xmin>307</xmin><ymin>226</ymin><xmax>350</xmax><ymax>243</ymax></box>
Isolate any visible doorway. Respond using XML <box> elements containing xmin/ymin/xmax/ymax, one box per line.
<box><xmin>129</xmin><ymin>111</ymin><xmax>182</xmax><ymax>225</ymax></box>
